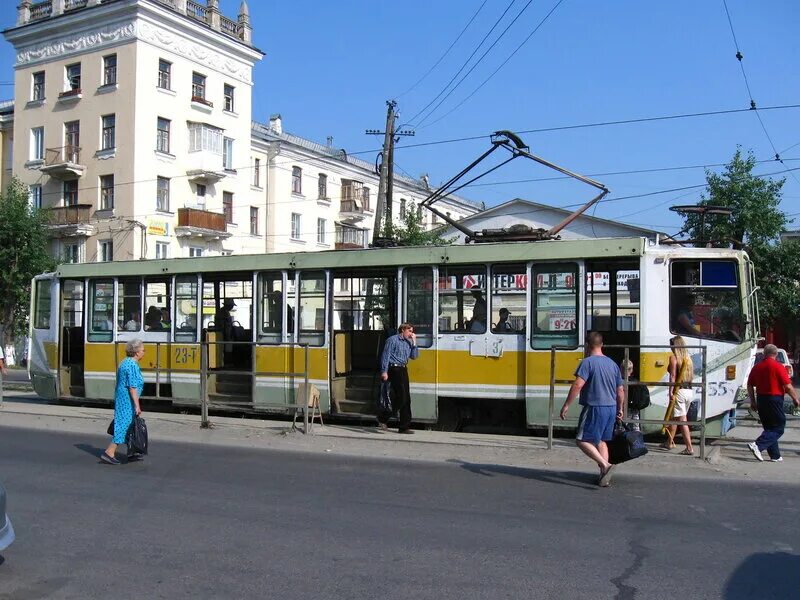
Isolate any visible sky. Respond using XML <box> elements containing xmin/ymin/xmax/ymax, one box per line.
<box><xmin>1</xmin><ymin>0</ymin><xmax>798</xmax><ymax>234</ymax></box>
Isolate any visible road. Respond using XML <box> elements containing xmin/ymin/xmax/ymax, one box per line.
<box><xmin>0</xmin><ymin>426</ymin><xmax>798</xmax><ymax>600</ymax></box>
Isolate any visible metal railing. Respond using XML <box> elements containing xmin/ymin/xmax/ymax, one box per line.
<box><xmin>548</xmin><ymin>343</ymin><xmax>709</xmax><ymax>459</ymax></box>
<box><xmin>46</xmin><ymin>145</ymin><xmax>81</xmax><ymax>165</ymax></box>
<box><xmin>113</xmin><ymin>340</ymin><xmax>315</xmax><ymax>433</ymax></box>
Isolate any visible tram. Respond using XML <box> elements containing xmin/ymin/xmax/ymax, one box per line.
<box><xmin>28</xmin><ymin>236</ymin><xmax>758</xmax><ymax>435</ymax></box>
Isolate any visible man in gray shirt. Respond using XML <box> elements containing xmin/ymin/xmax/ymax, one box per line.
<box><xmin>378</xmin><ymin>323</ymin><xmax>419</xmax><ymax>433</ymax></box>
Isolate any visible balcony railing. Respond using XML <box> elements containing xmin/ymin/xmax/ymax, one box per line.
<box><xmin>178</xmin><ymin>207</ymin><xmax>227</xmax><ymax>232</ymax></box>
<box><xmin>335</xmin><ymin>225</ymin><xmax>365</xmax><ymax>249</ymax></box>
<box><xmin>186</xmin><ymin>0</ymin><xmax>207</xmax><ymax>21</ymax></box>
<box><xmin>65</xmin><ymin>0</ymin><xmax>88</xmax><ymax>9</ymax></box>
<box><xmin>30</xmin><ymin>2</ymin><xmax>52</xmax><ymax>21</ymax></box>
<box><xmin>45</xmin><ymin>145</ymin><xmax>80</xmax><ymax>165</ymax></box>
<box><xmin>221</xmin><ymin>16</ymin><xmax>238</xmax><ymax>36</ymax></box>
<box><xmin>46</xmin><ymin>204</ymin><xmax>92</xmax><ymax>226</ymax></box>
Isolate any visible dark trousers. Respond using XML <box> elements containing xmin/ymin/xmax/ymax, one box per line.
<box><xmin>379</xmin><ymin>366</ymin><xmax>412</xmax><ymax>430</ymax></box>
<box><xmin>755</xmin><ymin>394</ymin><xmax>786</xmax><ymax>459</ymax></box>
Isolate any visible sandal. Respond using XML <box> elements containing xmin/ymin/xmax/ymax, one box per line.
<box><xmin>680</xmin><ymin>449</ymin><xmax>694</xmax><ymax>456</ymax></box>
<box><xmin>659</xmin><ymin>442</ymin><xmax>676</xmax><ymax>450</ymax></box>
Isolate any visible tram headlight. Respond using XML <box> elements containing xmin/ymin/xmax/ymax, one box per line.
<box><xmin>726</xmin><ymin>365</ymin><xmax>736</xmax><ymax>381</ymax></box>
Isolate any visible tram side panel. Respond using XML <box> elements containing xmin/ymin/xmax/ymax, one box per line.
<box><xmin>28</xmin><ymin>275</ymin><xmax>59</xmax><ymax>400</ymax></box>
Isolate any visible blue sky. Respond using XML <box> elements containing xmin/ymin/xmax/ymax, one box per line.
<box><xmin>1</xmin><ymin>0</ymin><xmax>798</xmax><ymax>233</ymax></box>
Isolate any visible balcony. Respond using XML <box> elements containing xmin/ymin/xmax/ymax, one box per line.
<box><xmin>40</xmin><ymin>146</ymin><xmax>85</xmax><ymax>180</ymax></box>
<box><xmin>186</xmin><ymin>147</ymin><xmax>226</xmax><ymax>182</ymax></box>
<box><xmin>45</xmin><ymin>203</ymin><xmax>94</xmax><ymax>237</ymax></box>
<box><xmin>176</xmin><ymin>207</ymin><xmax>231</xmax><ymax>240</ymax></box>
<box><xmin>335</xmin><ymin>224</ymin><xmax>366</xmax><ymax>250</ymax></box>
<box><xmin>340</xmin><ymin>184</ymin><xmax>372</xmax><ymax>222</ymax></box>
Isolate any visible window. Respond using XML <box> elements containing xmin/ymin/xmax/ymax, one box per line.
<box><xmin>31</xmin><ymin>127</ymin><xmax>44</xmax><ymax>160</ymax></box>
<box><xmin>439</xmin><ymin>265</ymin><xmax>487</xmax><ymax>333</ymax></box>
<box><xmin>103</xmin><ymin>54</ymin><xmax>117</xmax><ymax>86</ymax></box>
<box><xmin>155</xmin><ymin>242</ymin><xmax>169</xmax><ymax>260</ymax></box>
<box><xmin>253</xmin><ymin>158</ymin><xmax>261</xmax><ymax>187</ymax></box>
<box><xmin>250</xmin><ymin>206</ymin><xmax>259</xmax><ymax>235</ymax></box>
<box><xmin>189</xmin><ymin>247</ymin><xmax>203</xmax><ymax>258</ymax></box>
<box><xmin>403</xmin><ymin>267</ymin><xmax>433</xmax><ymax>346</ymax></box>
<box><xmin>98</xmin><ymin>240</ymin><xmax>113</xmax><ymax>262</ymax></box>
<box><xmin>532</xmin><ymin>263</ymin><xmax>578</xmax><ymax>349</ymax></box>
<box><xmin>101</xmin><ymin>114</ymin><xmax>115</xmax><ymax>150</ymax></box>
<box><xmin>298</xmin><ymin>271</ymin><xmax>326</xmax><ymax>346</ymax></box>
<box><xmin>258</xmin><ymin>272</ymin><xmax>285</xmax><ymax>342</ymax></box>
<box><xmin>175</xmin><ymin>275</ymin><xmax>198</xmax><ymax>342</ymax></box>
<box><xmin>32</xmin><ymin>71</ymin><xmax>45</xmax><ymax>101</ymax></box>
<box><xmin>156</xmin><ymin>176</ymin><xmax>170</xmax><ymax>211</ymax></box>
<box><xmin>317</xmin><ymin>218</ymin><xmax>326</xmax><ymax>244</ymax></box>
<box><xmin>292</xmin><ymin>166</ymin><xmax>302</xmax><ymax>194</ymax></box>
<box><xmin>29</xmin><ymin>184</ymin><xmax>42</xmax><ymax>209</ymax></box>
<box><xmin>586</xmin><ymin>271</ymin><xmax>611</xmax><ymax>332</ymax></box>
<box><xmin>318</xmin><ymin>174</ymin><xmax>327</xmax><ymax>199</ymax></box>
<box><xmin>88</xmin><ymin>280</ymin><xmax>114</xmax><ymax>341</ymax></box>
<box><xmin>63</xmin><ymin>180</ymin><xmax>78</xmax><ymax>206</ymax></box>
<box><xmin>224</xmin><ymin>84</ymin><xmax>235</xmax><ymax>112</ymax></box>
<box><xmin>223</xmin><ymin>192</ymin><xmax>233</xmax><ymax>223</ymax></box>
<box><xmin>195</xmin><ymin>183</ymin><xmax>206</xmax><ymax>208</ymax></box>
<box><xmin>670</xmin><ymin>260</ymin><xmax>743</xmax><ymax>342</ymax></box>
<box><xmin>99</xmin><ymin>174</ymin><xmax>114</xmax><ymax>210</ymax></box>
<box><xmin>223</xmin><ymin>137</ymin><xmax>234</xmax><ymax>170</ymax></box>
<box><xmin>187</xmin><ymin>123</ymin><xmax>222</xmax><ymax>153</ymax></box>
<box><xmin>157</xmin><ymin>59</ymin><xmax>171</xmax><ymax>89</ymax></box>
<box><xmin>64</xmin><ymin>120</ymin><xmax>80</xmax><ymax>158</ymax></box>
<box><xmin>62</xmin><ymin>242</ymin><xmax>80</xmax><ymax>264</ymax></box>
<box><xmin>192</xmin><ymin>72</ymin><xmax>206</xmax><ymax>101</ymax></box>
<box><xmin>34</xmin><ymin>279</ymin><xmax>52</xmax><ymax>330</ymax></box>
<box><xmin>117</xmin><ymin>279</ymin><xmax>141</xmax><ymax>332</ymax></box>
<box><xmin>400</xmin><ymin>198</ymin><xmax>406</xmax><ymax>218</ymax></box>
<box><xmin>144</xmin><ymin>279</ymin><xmax>171</xmax><ymax>332</ymax></box>
<box><xmin>291</xmin><ymin>213</ymin><xmax>301</xmax><ymax>239</ymax></box>
<box><xmin>490</xmin><ymin>264</ymin><xmax>526</xmax><ymax>334</ymax></box>
<box><xmin>156</xmin><ymin>117</ymin><xmax>170</xmax><ymax>153</ymax></box>
<box><xmin>65</xmin><ymin>63</ymin><xmax>81</xmax><ymax>92</ymax></box>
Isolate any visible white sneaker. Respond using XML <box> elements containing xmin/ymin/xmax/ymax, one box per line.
<box><xmin>747</xmin><ymin>442</ymin><xmax>764</xmax><ymax>462</ymax></box>
<box><xmin>771</xmin><ymin>457</ymin><xmax>783</xmax><ymax>462</ymax></box>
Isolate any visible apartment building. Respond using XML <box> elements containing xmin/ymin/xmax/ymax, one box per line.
<box><xmin>3</xmin><ymin>0</ymin><xmax>480</xmax><ymax>263</ymax></box>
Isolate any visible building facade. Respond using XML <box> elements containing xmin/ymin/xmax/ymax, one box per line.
<box><xmin>2</xmin><ymin>0</ymin><xmax>480</xmax><ymax>264</ymax></box>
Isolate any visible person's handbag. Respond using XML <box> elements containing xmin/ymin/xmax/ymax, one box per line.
<box><xmin>376</xmin><ymin>381</ymin><xmax>393</xmax><ymax>415</ymax></box>
<box><xmin>608</xmin><ymin>420</ymin><xmax>648</xmax><ymax>465</ymax></box>
<box><xmin>106</xmin><ymin>420</ymin><xmax>115</xmax><ymax>435</ymax></box>
<box><xmin>126</xmin><ymin>416</ymin><xmax>149</xmax><ymax>455</ymax></box>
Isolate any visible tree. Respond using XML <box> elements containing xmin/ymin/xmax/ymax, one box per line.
<box><xmin>0</xmin><ymin>179</ymin><xmax>56</xmax><ymax>343</ymax></box>
<box><xmin>679</xmin><ymin>148</ymin><xmax>799</xmax><ymax>329</ymax></box>
<box><xmin>381</xmin><ymin>205</ymin><xmax>455</xmax><ymax>246</ymax></box>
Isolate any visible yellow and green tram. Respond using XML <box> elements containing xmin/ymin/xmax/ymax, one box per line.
<box><xmin>28</xmin><ymin>236</ymin><xmax>758</xmax><ymax>434</ymax></box>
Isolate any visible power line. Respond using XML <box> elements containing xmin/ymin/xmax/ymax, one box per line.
<box><xmin>413</xmin><ymin>0</ymin><xmax>538</xmax><ymax>128</ymax></box>
<box><xmin>396</xmin><ymin>0</ymin><xmax>489</xmax><ymax>99</ymax></box>
<box><xmin>420</xmin><ymin>0</ymin><xmax>567</xmax><ymax>131</ymax></box>
<box><xmin>403</xmin><ymin>0</ymin><xmax>519</xmax><ymax>127</ymax></box>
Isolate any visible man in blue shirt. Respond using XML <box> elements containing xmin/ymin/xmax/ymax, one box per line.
<box><xmin>378</xmin><ymin>323</ymin><xmax>419</xmax><ymax>433</ymax></box>
<box><xmin>560</xmin><ymin>332</ymin><xmax>625</xmax><ymax>486</ymax></box>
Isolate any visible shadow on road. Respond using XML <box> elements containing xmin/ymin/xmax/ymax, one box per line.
<box><xmin>74</xmin><ymin>443</ymin><xmax>105</xmax><ymax>460</ymax></box>
<box><xmin>723</xmin><ymin>552</ymin><xmax>800</xmax><ymax>599</ymax></box>
<box><xmin>448</xmin><ymin>459</ymin><xmax>599</xmax><ymax>489</ymax></box>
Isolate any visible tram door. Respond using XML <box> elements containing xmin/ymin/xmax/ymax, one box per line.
<box><xmin>59</xmin><ymin>279</ymin><xmax>85</xmax><ymax>397</ymax></box>
<box><xmin>585</xmin><ymin>260</ymin><xmax>641</xmax><ymax>372</ymax></box>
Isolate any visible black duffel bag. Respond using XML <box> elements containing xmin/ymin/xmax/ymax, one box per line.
<box><xmin>608</xmin><ymin>420</ymin><xmax>648</xmax><ymax>465</ymax></box>
<box><xmin>126</xmin><ymin>416</ymin><xmax>149</xmax><ymax>456</ymax></box>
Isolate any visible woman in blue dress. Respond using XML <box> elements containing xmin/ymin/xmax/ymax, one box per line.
<box><xmin>101</xmin><ymin>339</ymin><xmax>145</xmax><ymax>465</ymax></box>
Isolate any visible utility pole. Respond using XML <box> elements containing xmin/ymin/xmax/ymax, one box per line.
<box><xmin>366</xmin><ymin>100</ymin><xmax>414</xmax><ymax>245</ymax></box>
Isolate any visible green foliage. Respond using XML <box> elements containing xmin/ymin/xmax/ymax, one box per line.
<box><xmin>679</xmin><ymin>149</ymin><xmax>798</xmax><ymax>329</ymax></box>
<box><xmin>381</xmin><ymin>206</ymin><xmax>455</xmax><ymax>246</ymax></box>
<box><xmin>0</xmin><ymin>179</ymin><xmax>56</xmax><ymax>340</ymax></box>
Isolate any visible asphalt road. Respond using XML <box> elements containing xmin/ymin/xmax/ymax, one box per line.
<box><xmin>0</xmin><ymin>426</ymin><xmax>798</xmax><ymax>600</ymax></box>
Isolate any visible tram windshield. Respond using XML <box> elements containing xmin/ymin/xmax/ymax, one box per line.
<box><xmin>670</xmin><ymin>259</ymin><xmax>745</xmax><ymax>342</ymax></box>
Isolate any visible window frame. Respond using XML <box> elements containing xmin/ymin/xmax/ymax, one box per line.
<box><xmin>250</xmin><ymin>206</ymin><xmax>259</xmax><ymax>235</ymax></box>
<box><xmin>157</xmin><ymin>59</ymin><xmax>172</xmax><ymax>90</ymax></box>
<box><xmin>156</xmin><ymin>176</ymin><xmax>170</xmax><ymax>212</ymax></box>
<box><xmin>29</xmin><ymin>184</ymin><xmax>42</xmax><ymax>209</ymax></box>
<box><xmin>31</xmin><ymin>126</ymin><xmax>44</xmax><ymax>160</ymax></box>
<box><xmin>32</xmin><ymin>71</ymin><xmax>45</xmax><ymax>101</ymax></box>
<box><xmin>98</xmin><ymin>240</ymin><xmax>113</xmax><ymax>262</ymax></box>
<box><xmin>530</xmin><ymin>262</ymin><xmax>580</xmax><ymax>350</ymax></box>
<box><xmin>101</xmin><ymin>113</ymin><xmax>115</xmax><ymax>150</ymax></box>
<box><xmin>63</xmin><ymin>180</ymin><xmax>78</xmax><ymax>206</ymax></box>
<box><xmin>290</xmin><ymin>212</ymin><xmax>301</xmax><ymax>240</ymax></box>
<box><xmin>223</xmin><ymin>191</ymin><xmax>234</xmax><ymax>224</ymax></box>
<box><xmin>88</xmin><ymin>279</ymin><xmax>114</xmax><ymax>341</ymax></box>
<box><xmin>223</xmin><ymin>84</ymin><xmax>235</xmax><ymax>112</ymax></box>
<box><xmin>156</xmin><ymin>117</ymin><xmax>171</xmax><ymax>153</ymax></box>
<box><xmin>103</xmin><ymin>54</ymin><xmax>117</xmax><ymax>86</ymax></box>
<box><xmin>65</xmin><ymin>63</ymin><xmax>81</xmax><ymax>92</ymax></box>
<box><xmin>223</xmin><ymin>137</ymin><xmax>234</xmax><ymax>170</ymax></box>
<box><xmin>99</xmin><ymin>174</ymin><xmax>114</xmax><ymax>210</ymax></box>
<box><xmin>191</xmin><ymin>71</ymin><xmax>207</xmax><ymax>101</ymax></box>
<box><xmin>318</xmin><ymin>173</ymin><xmax>327</xmax><ymax>199</ymax></box>
<box><xmin>291</xmin><ymin>166</ymin><xmax>302</xmax><ymax>195</ymax></box>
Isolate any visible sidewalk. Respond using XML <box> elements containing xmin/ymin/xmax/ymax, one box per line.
<box><xmin>2</xmin><ymin>390</ymin><xmax>799</xmax><ymax>484</ymax></box>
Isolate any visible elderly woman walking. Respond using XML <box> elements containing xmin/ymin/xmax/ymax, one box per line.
<box><xmin>101</xmin><ymin>339</ymin><xmax>145</xmax><ymax>465</ymax></box>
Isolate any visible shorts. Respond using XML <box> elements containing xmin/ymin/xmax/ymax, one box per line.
<box><xmin>672</xmin><ymin>388</ymin><xmax>694</xmax><ymax>418</ymax></box>
<box><xmin>576</xmin><ymin>405</ymin><xmax>616</xmax><ymax>443</ymax></box>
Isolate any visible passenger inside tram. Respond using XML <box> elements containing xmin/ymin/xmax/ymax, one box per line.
<box><xmin>468</xmin><ymin>289</ymin><xmax>487</xmax><ymax>333</ymax></box>
<box><xmin>492</xmin><ymin>308</ymin><xmax>514</xmax><ymax>333</ymax></box>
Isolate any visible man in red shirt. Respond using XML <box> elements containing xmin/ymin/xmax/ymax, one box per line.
<box><xmin>747</xmin><ymin>344</ymin><xmax>799</xmax><ymax>462</ymax></box>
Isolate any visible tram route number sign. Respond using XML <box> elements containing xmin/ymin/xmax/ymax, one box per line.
<box><xmin>173</xmin><ymin>346</ymin><xmax>198</xmax><ymax>365</ymax></box>
<box><xmin>549</xmin><ymin>309</ymin><xmax>576</xmax><ymax>331</ymax></box>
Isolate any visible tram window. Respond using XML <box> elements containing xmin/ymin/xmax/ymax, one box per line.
<box><xmin>586</xmin><ymin>271</ymin><xmax>612</xmax><ymax>331</ymax></box>
<box><xmin>33</xmin><ymin>280</ymin><xmax>52</xmax><ymax>330</ymax></box>
<box><xmin>531</xmin><ymin>264</ymin><xmax>578</xmax><ymax>350</ymax></box>
<box><xmin>490</xmin><ymin>264</ymin><xmax>526</xmax><ymax>334</ymax></box>
<box><xmin>298</xmin><ymin>271</ymin><xmax>325</xmax><ymax>346</ymax></box>
<box><xmin>144</xmin><ymin>279</ymin><xmax>171</xmax><ymax>332</ymax></box>
<box><xmin>439</xmin><ymin>265</ymin><xmax>487</xmax><ymax>334</ymax></box>
<box><xmin>670</xmin><ymin>260</ymin><xmax>744</xmax><ymax>342</ymax></box>
<box><xmin>117</xmin><ymin>278</ymin><xmax>142</xmax><ymax>332</ymax></box>
<box><xmin>175</xmin><ymin>276</ymin><xmax>198</xmax><ymax>342</ymax></box>
<box><xmin>617</xmin><ymin>270</ymin><xmax>640</xmax><ymax>332</ymax></box>
<box><xmin>332</xmin><ymin>275</ymin><xmax>391</xmax><ymax>332</ymax></box>
<box><xmin>403</xmin><ymin>267</ymin><xmax>433</xmax><ymax>348</ymax></box>
<box><xmin>61</xmin><ymin>280</ymin><xmax>84</xmax><ymax>328</ymax></box>
<box><xmin>257</xmin><ymin>272</ymin><xmax>284</xmax><ymax>344</ymax></box>
<box><xmin>88</xmin><ymin>279</ymin><xmax>114</xmax><ymax>342</ymax></box>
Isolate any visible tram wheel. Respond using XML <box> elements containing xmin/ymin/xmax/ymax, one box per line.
<box><xmin>436</xmin><ymin>398</ymin><xmax>461</xmax><ymax>432</ymax></box>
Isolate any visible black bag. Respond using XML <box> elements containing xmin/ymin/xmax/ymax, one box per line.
<box><xmin>687</xmin><ymin>399</ymin><xmax>699</xmax><ymax>422</ymax></box>
<box><xmin>608</xmin><ymin>421</ymin><xmax>648</xmax><ymax>465</ymax></box>
<box><xmin>628</xmin><ymin>383</ymin><xmax>651</xmax><ymax>411</ymax></box>
<box><xmin>107</xmin><ymin>420</ymin><xmax>115</xmax><ymax>435</ymax></box>
<box><xmin>126</xmin><ymin>416</ymin><xmax>149</xmax><ymax>455</ymax></box>
<box><xmin>376</xmin><ymin>381</ymin><xmax>393</xmax><ymax>415</ymax></box>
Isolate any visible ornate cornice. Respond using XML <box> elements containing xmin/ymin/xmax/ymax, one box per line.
<box><xmin>15</xmin><ymin>18</ymin><xmax>253</xmax><ymax>85</ymax></box>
